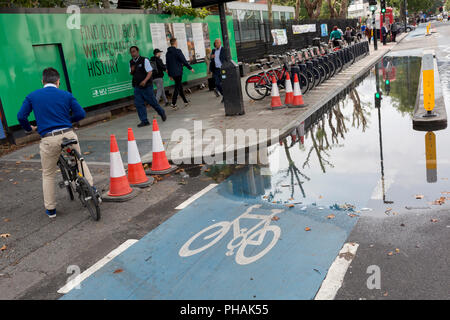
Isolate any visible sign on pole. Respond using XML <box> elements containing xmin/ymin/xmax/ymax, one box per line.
<box><xmin>422</xmin><ymin>53</ymin><xmax>435</xmax><ymax>112</ymax></box>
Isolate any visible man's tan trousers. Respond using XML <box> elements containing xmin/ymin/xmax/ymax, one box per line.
<box><xmin>39</xmin><ymin>130</ymin><xmax>93</xmax><ymax>210</ymax></box>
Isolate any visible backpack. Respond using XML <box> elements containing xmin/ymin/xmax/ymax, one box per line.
<box><xmin>149</xmin><ymin>58</ymin><xmax>159</xmax><ymax>79</ymax></box>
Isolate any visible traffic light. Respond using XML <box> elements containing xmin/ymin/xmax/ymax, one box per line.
<box><xmin>375</xmin><ymin>92</ymin><xmax>382</xmax><ymax>108</ymax></box>
<box><xmin>384</xmin><ymin>79</ymin><xmax>390</xmax><ymax>95</ymax></box>
<box><xmin>381</xmin><ymin>0</ymin><xmax>386</xmax><ymax>13</ymax></box>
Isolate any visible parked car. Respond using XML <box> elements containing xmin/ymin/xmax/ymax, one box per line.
<box><xmin>394</xmin><ymin>22</ymin><xmax>415</xmax><ymax>33</ymax></box>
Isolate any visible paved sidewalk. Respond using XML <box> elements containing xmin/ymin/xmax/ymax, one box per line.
<box><xmin>1</xmin><ymin>38</ymin><xmax>405</xmax><ymax>166</ymax></box>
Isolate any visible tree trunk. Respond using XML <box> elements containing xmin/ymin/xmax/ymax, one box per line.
<box><xmin>102</xmin><ymin>0</ymin><xmax>110</xmax><ymax>9</ymax></box>
<box><xmin>302</xmin><ymin>0</ymin><xmax>323</xmax><ymax>19</ymax></box>
<box><xmin>295</xmin><ymin>0</ymin><xmax>301</xmax><ymax>21</ymax></box>
<box><xmin>338</xmin><ymin>0</ymin><xmax>349</xmax><ymax>19</ymax></box>
<box><xmin>267</xmin><ymin>0</ymin><xmax>273</xmax><ymax>29</ymax></box>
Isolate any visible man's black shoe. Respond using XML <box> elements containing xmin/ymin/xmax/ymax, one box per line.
<box><xmin>162</xmin><ymin>113</ymin><xmax>167</xmax><ymax>122</ymax></box>
<box><xmin>137</xmin><ymin>121</ymin><xmax>150</xmax><ymax>127</ymax></box>
<box><xmin>214</xmin><ymin>88</ymin><xmax>220</xmax><ymax>97</ymax></box>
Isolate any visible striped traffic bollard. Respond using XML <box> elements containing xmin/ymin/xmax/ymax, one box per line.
<box><xmin>127</xmin><ymin>128</ymin><xmax>153</xmax><ymax>188</ymax></box>
<box><xmin>102</xmin><ymin>134</ymin><xmax>138</xmax><ymax>202</ymax></box>
<box><xmin>147</xmin><ymin>118</ymin><xmax>177</xmax><ymax>175</ymax></box>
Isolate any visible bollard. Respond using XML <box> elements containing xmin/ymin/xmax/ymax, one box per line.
<box><xmin>422</xmin><ymin>52</ymin><xmax>436</xmax><ymax>118</ymax></box>
<box><xmin>426</xmin><ymin>23</ymin><xmax>431</xmax><ymax>36</ymax></box>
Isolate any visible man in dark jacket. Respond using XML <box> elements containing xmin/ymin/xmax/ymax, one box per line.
<box><xmin>150</xmin><ymin>48</ymin><xmax>169</xmax><ymax>106</ymax></box>
<box><xmin>210</xmin><ymin>38</ymin><xmax>227</xmax><ymax>101</ymax></box>
<box><xmin>129</xmin><ymin>46</ymin><xmax>166</xmax><ymax>127</ymax></box>
<box><xmin>165</xmin><ymin>38</ymin><xmax>194</xmax><ymax>109</ymax></box>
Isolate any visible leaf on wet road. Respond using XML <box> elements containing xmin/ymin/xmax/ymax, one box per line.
<box><xmin>113</xmin><ymin>269</ymin><xmax>123</xmax><ymax>274</ymax></box>
<box><xmin>327</xmin><ymin>214</ymin><xmax>335</xmax><ymax>219</ymax></box>
<box><xmin>0</xmin><ymin>245</ymin><xmax>6</xmax><ymax>251</ymax></box>
<box><xmin>285</xmin><ymin>204</ymin><xmax>294</xmax><ymax>208</ymax></box>
<box><xmin>387</xmin><ymin>251</ymin><xmax>393</xmax><ymax>256</ymax></box>
<box><xmin>305</xmin><ymin>227</ymin><xmax>311</xmax><ymax>231</ymax></box>
<box><xmin>271</xmin><ymin>216</ymin><xmax>280</xmax><ymax>221</ymax></box>
<box><xmin>0</xmin><ymin>234</ymin><xmax>10</xmax><ymax>238</ymax></box>
<box><xmin>430</xmin><ymin>218</ymin><xmax>438</xmax><ymax>223</ymax></box>
<box><xmin>83</xmin><ymin>151</ymin><xmax>91</xmax><ymax>155</ymax></box>
<box><xmin>415</xmin><ymin>194</ymin><xmax>424</xmax><ymax>199</ymax></box>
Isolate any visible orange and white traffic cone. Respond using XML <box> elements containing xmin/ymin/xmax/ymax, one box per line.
<box><xmin>284</xmin><ymin>72</ymin><xmax>294</xmax><ymax>106</ymax></box>
<box><xmin>148</xmin><ymin>118</ymin><xmax>177</xmax><ymax>175</ymax></box>
<box><xmin>269</xmin><ymin>76</ymin><xmax>285</xmax><ymax>110</ymax></box>
<box><xmin>289</xmin><ymin>73</ymin><xmax>305</xmax><ymax>108</ymax></box>
<box><xmin>103</xmin><ymin>134</ymin><xmax>136</xmax><ymax>202</ymax></box>
<box><xmin>127</xmin><ymin>128</ymin><xmax>153</xmax><ymax>188</ymax></box>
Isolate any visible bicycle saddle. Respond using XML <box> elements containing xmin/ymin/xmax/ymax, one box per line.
<box><xmin>256</xmin><ymin>63</ymin><xmax>263</xmax><ymax>68</ymax></box>
<box><xmin>61</xmin><ymin>138</ymin><xmax>78</xmax><ymax>148</ymax></box>
<box><xmin>265</xmin><ymin>61</ymin><xmax>275</xmax><ymax>66</ymax></box>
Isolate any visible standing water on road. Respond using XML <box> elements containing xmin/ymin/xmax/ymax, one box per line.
<box><xmin>210</xmin><ymin>56</ymin><xmax>450</xmax><ymax>217</ymax></box>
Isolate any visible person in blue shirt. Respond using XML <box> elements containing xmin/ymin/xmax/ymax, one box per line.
<box><xmin>17</xmin><ymin>67</ymin><xmax>96</xmax><ymax>218</ymax></box>
<box><xmin>210</xmin><ymin>38</ymin><xmax>227</xmax><ymax>103</ymax></box>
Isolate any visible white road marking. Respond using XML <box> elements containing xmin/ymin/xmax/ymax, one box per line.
<box><xmin>314</xmin><ymin>242</ymin><xmax>359</xmax><ymax>300</ymax></box>
<box><xmin>57</xmin><ymin>239</ymin><xmax>138</xmax><ymax>294</ymax></box>
<box><xmin>175</xmin><ymin>183</ymin><xmax>218</xmax><ymax>210</ymax></box>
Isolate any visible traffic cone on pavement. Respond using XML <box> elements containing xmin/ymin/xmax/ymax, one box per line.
<box><xmin>284</xmin><ymin>72</ymin><xmax>294</xmax><ymax>106</ymax></box>
<box><xmin>289</xmin><ymin>73</ymin><xmax>305</xmax><ymax>108</ymax></box>
<box><xmin>148</xmin><ymin>117</ymin><xmax>177</xmax><ymax>175</ymax></box>
<box><xmin>127</xmin><ymin>128</ymin><xmax>153</xmax><ymax>188</ymax></box>
<box><xmin>107</xmin><ymin>134</ymin><xmax>133</xmax><ymax>197</ymax></box>
<box><xmin>269</xmin><ymin>76</ymin><xmax>285</xmax><ymax>110</ymax></box>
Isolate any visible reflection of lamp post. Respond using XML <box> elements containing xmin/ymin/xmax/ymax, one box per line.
<box><xmin>375</xmin><ymin>63</ymin><xmax>393</xmax><ymax>204</ymax></box>
<box><xmin>425</xmin><ymin>131</ymin><xmax>437</xmax><ymax>183</ymax></box>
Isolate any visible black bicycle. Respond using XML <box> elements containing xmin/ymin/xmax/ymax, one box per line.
<box><xmin>57</xmin><ymin>137</ymin><xmax>101</xmax><ymax>221</ymax></box>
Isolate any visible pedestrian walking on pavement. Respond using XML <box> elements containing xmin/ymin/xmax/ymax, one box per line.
<box><xmin>210</xmin><ymin>38</ymin><xmax>227</xmax><ymax>103</ymax></box>
<box><xmin>150</xmin><ymin>48</ymin><xmax>169</xmax><ymax>106</ymax></box>
<box><xmin>391</xmin><ymin>22</ymin><xmax>398</xmax><ymax>42</ymax></box>
<box><xmin>129</xmin><ymin>46</ymin><xmax>166</xmax><ymax>127</ymax></box>
<box><xmin>205</xmin><ymin>47</ymin><xmax>217</xmax><ymax>95</ymax></box>
<box><xmin>365</xmin><ymin>26</ymin><xmax>372</xmax><ymax>44</ymax></box>
<box><xmin>165</xmin><ymin>38</ymin><xmax>195</xmax><ymax>109</ymax></box>
<box><xmin>381</xmin><ymin>25</ymin><xmax>388</xmax><ymax>45</ymax></box>
<box><xmin>17</xmin><ymin>67</ymin><xmax>99</xmax><ymax>219</ymax></box>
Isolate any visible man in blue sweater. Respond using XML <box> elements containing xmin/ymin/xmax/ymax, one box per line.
<box><xmin>17</xmin><ymin>68</ymin><xmax>95</xmax><ymax>218</ymax></box>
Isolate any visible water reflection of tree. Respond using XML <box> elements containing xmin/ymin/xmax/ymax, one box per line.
<box><xmin>282</xmin><ymin>138</ymin><xmax>310</xmax><ymax>198</ymax></box>
<box><xmin>349</xmin><ymin>89</ymin><xmax>370</xmax><ymax>132</ymax></box>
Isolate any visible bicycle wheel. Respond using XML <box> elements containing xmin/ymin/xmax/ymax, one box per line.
<box><xmin>77</xmin><ymin>177</ymin><xmax>101</xmax><ymax>221</ymax></box>
<box><xmin>306</xmin><ymin>70</ymin><xmax>315</xmax><ymax>91</ymax></box>
<box><xmin>335</xmin><ymin>57</ymin><xmax>343</xmax><ymax>73</ymax></box>
<box><xmin>235</xmin><ymin>225</ymin><xmax>281</xmax><ymax>265</ymax></box>
<box><xmin>179</xmin><ymin>221</ymin><xmax>230</xmax><ymax>257</ymax></box>
<box><xmin>348</xmin><ymin>50</ymin><xmax>355</xmax><ymax>64</ymax></box>
<box><xmin>298</xmin><ymin>72</ymin><xmax>309</xmax><ymax>94</ymax></box>
<box><xmin>312</xmin><ymin>67</ymin><xmax>322</xmax><ymax>87</ymax></box>
<box><xmin>317</xmin><ymin>65</ymin><xmax>327</xmax><ymax>84</ymax></box>
<box><xmin>245</xmin><ymin>75</ymin><xmax>269</xmax><ymax>100</ymax></box>
<box><xmin>321</xmin><ymin>62</ymin><xmax>331</xmax><ymax>80</ymax></box>
<box><xmin>327</xmin><ymin>61</ymin><xmax>336</xmax><ymax>78</ymax></box>
<box><xmin>57</xmin><ymin>156</ymin><xmax>74</xmax><ymax>201</ymax></box>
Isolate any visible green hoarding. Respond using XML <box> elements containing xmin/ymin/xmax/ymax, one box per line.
<box><xmin>0</xmin><ymin>11</ymin><xmax>237</xmax><ymax>127</ymax></box>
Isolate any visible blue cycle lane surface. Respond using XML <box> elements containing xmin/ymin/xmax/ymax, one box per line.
<box><xmin>62</xmin><ymin>58</ymin><xmax>437</xmax><ymax>300</ymax></box>
<box><xmin>61</xmin><ymin>169</ymin><xmax>359</xmax><ymax>300</ymax></box>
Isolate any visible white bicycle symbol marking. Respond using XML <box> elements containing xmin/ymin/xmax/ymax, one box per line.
<box><xmin>179</xmin><ymin>204</ymin><xmax>284</xmax><ymax>265</ymax></box>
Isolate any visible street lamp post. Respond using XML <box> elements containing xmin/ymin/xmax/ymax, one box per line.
<box><xmin>404</xmin><ymin>0</ymin><xmax>407</xmax><ymax>32</ymax></box>
<box><xmin>371</xmin><ymin>7</ymin><xmax>378</xmax><ymax>51</ymax></box>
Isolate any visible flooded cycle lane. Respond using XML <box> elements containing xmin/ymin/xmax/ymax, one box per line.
<box><xmin>61</xmin><ymin>55</ymin><xmax>450</xmax><ymax>300</ymax></box>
